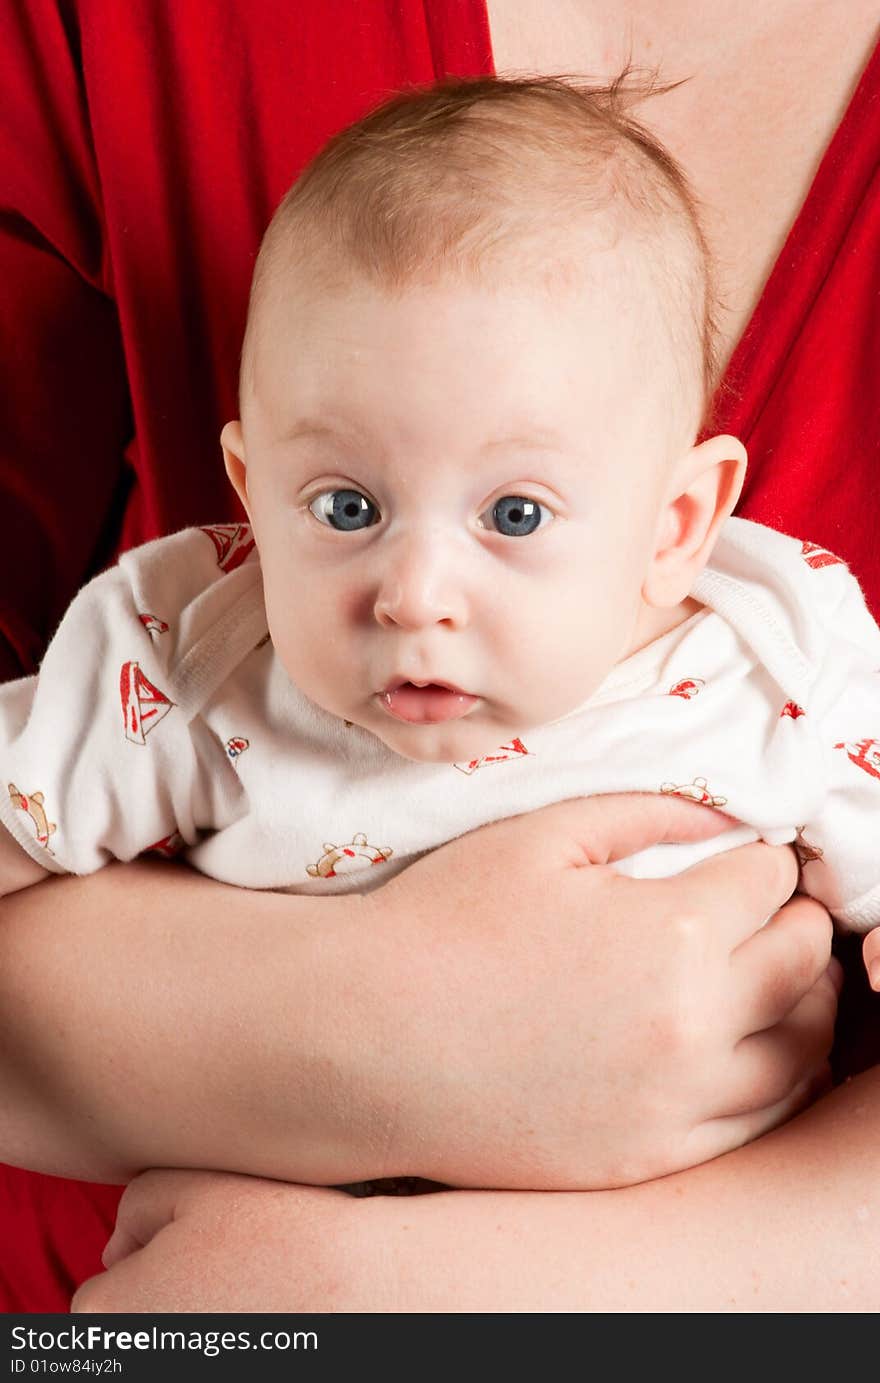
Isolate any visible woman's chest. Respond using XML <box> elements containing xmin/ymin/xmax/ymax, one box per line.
<box><xmin>485</xmin><ymin>0</ymin><xmax>879</xmax><ymax>363</ymax></box>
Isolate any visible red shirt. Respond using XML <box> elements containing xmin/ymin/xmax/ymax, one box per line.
<box><xmin>1</xmin><ymin>0</ymin><xmax>878</xmax><ymax>1313</ymax></box>
<box><xmin>718</xmin><ymin>34</ymin><xmax>880</xmax><ymax>597</ymax></box>
<box><xmin>1</xmin><ymin>0</ymin><xmax>492</xmax><ymax>681</ymax></box>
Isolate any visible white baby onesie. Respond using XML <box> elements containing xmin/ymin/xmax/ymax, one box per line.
<box><xmin>2</xmin><ymin>517</ymin><xmax>879</xmax><ymax>928</ymax></box>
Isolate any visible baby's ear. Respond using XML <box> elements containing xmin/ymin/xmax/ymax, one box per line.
<box><xmin>642</xmin><ymin>434</ymin><xmax>747</xmax><ymax>608</ymax></box>
<box><xmin>221</xmin><ymin>421</ymin><xmax>250</xmax><ymax>516</ymax></box>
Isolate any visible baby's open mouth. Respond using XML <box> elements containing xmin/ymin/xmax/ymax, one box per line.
<box><xmin>378</xmin><ymin>681</ymin><xmax>479</xmax><ymax>725</ymax></box>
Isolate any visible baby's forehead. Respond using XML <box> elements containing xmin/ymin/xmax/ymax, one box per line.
<box><xmin>247</xmin><ymin>217</ymin><xmax>704</xmax><ymax>442</ymax></box>
<box><xmin>244</xmin><ymin>257</ymin><xmax>697</xmax><ymax>482</ymax></box>
<box><xmin>241</xmin><ymin>77</ymin><xmax>716</xmax><ymax>428</ymax></box>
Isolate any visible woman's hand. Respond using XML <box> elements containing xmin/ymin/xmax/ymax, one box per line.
<box><xmin>71</xmin><ymin>1171</ymin><xmax>374</xmax><ymax>1314</ymax></box>
<box><xmin>0</xmin><ymin>794</ymin><xmax>836</xmax><ymax>1189</ymax></box>
<box><xmin>364</xmin><ymin>793</ymin><xmax>838</xmax><ymax>1189</ymax></box>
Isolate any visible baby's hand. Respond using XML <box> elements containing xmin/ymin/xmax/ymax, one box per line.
<box><xmin>863</xmin><ymin>928</ymin><xmax>880</xmax><ymax>991</ymax></box>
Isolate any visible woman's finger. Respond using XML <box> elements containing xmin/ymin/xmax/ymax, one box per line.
<box><xmin>684</xmin><ymin>1061</ymin><xmax>833</xmax><ymax>1173</ymax></box>
<box><xmin>410</xmin><ymin>792</ymin><xmax>735</xmax><ymax>884</ymax></box>
<box><xmin>578</xmin><ymin>792</ymin><xmax>737</xmax><ymax>865</ymax></box>
<box><xmin>712</xmin><ymin>966</ymin><xmax>839</xmax><ymax>1118</ymax></box>
<box><xmin>100</xmin><ymin>1168</ymin><xmax>230</xmax><ymax>1269</ymax></box>
<box><xmin>653</xmin><ymin>838</ymin><xmax>801</xmax><ymax>948</ymax></box>
<box><xmin>729</xmin><ymin>894</ymin><xmax>833</xmax><ymax>1034</ymax></box>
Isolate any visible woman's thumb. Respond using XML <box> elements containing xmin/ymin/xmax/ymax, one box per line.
<box><xmin>533</xmin><ymin>791</ymin><xmax>733</xmax><ymax>868</ymax></box>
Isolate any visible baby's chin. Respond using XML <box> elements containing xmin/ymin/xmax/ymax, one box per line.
<box><xmin>371</xmin><ymin>726</ymin><xmax>500</xmax><ymax>765</ymax></box>
<box><xmin>356</xmin><ymin>710</ymin><xmax>519</xmax><ymax>766</ymax></box>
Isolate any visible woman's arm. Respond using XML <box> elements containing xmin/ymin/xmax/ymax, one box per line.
<box><xmin>0</xmin><ymin>794</ymin><xmax>836</xmax><ymax>1190</ymax></box>
<box><xmin>72</xmin><ymin>1065</ymin><xmax>880</xmax><ymax>1313</ymax></box>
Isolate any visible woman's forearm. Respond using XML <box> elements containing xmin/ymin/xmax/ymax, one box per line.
<box><xmin>72</xmin><ymin>1067</ymin><xmax>880</xmax><ymax>1313</ymax></box>
<box><xmin>378</xmin><ymin>1067</ymin><xmax>880</xmax><ymax>1313</ymax></box>
<box><xmin>0</xmin><ymin>860</ymin><xmax>394</xmax><ymax>1183</ymax></box>
<box><xmin>0</xmin><ymin>796</ymin><xmax>843</xmax><ymax>1192</ymax></box>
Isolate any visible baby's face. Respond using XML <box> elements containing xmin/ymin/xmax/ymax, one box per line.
<box><xmin>230</xmin><ymin>268</ymin><xmax>688</xmax><ymax>763</ymax></box>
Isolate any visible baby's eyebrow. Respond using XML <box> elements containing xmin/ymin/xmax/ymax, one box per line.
<box><xmin>281</xmin><ymin>420</ymin><xmax>568</xmax><ymax>451</ymax></box>
<box><xmin>481</xmin><ymin>428</ymin><xmax>567</xmax><ymax>454</ymax></box>
<box><xmin>283</xmin><ymin>418</ymin><xmax>350</xmax><ymax>445</ymax></box>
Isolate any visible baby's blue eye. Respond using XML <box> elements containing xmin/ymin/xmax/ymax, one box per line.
<box><xmin>309</xmin><ymin>489</ymin><xmax>379</xmax><ymax>531</ymax></box>
<box><xmin>480</xmin><ymin>496</ymin><xmax>552</xmax><ymax>537</ymax></box>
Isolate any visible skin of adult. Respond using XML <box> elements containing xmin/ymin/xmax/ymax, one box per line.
<box><xmin>0</xmin><ymin>795</ymin><xmax>837</xmax><ymax>1190</ymax></box>
<box><xmin>6</xmin><ymin>0</ymin><xmax>880</xmax><ymax>1311</ymax></box>
<box><xmin>72</xmin><ymin>1066</ymin><xmax>880</xmax><ymax>1313</ymax></box>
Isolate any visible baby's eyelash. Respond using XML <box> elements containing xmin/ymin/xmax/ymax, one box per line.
<box><xmin>306</xmin><ymin>488</ymin><xmax>555</xmax><ymax>537</ymax></box>
<box><xmin>477</xmin><ymin>496</ymin><xmax>554</xmax><ymax>537</ymax></box>
<box><xmin>308</xmin><ymin>488</ymin><xmax>380</xmax><ymax>531</ymax></box>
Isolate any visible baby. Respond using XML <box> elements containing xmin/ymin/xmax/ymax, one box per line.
<box><xmin>2</xmin><ymin>77</ymin><xmax>880</xmax><ymax>984</ymax></box>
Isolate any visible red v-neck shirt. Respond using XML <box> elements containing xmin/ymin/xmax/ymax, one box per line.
<box><xmin>1</xmin><ymin>1</ymin><xmax>879</xmax><ymax>1313</ymax></box>
<box><xmin>0</xmin><ymin>0</ymin><xmax>494</xmax><ymax>681</ymax></box>
<box><xmin>717</xmin><ymin>34</ymin><xmax>880</xmax><ymax>581</ymax></box>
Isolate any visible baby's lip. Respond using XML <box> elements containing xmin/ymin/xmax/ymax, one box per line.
<box><xmin>377</xmin><ymin>680</ymin><xmax>481</xmax><ymax>725</ymax></box>
<box><xmin>381</xmin><ymin>677</ymin><xmax>470</xmax><ymax>695</ymax></box>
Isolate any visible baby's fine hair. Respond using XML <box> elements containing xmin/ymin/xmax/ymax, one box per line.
<box><xmin>244</xmin><ymin>73</ymin><xmax>719</xmax><ymax>426</ymax></box>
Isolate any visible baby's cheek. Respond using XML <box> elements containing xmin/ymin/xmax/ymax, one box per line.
<box><xmin>290</xmin><ymin>636</ymin><xmax>345</xmax><ymax>696</ymax></box>
<box><xmin>269</xmin><ymin>618</ymin><xmax>324</xmax><ymax>691</ymax></box>
<box><xmin>537</xmin><ymin>623</ymin><xmax>611</xmax><ymax>712</ymax></box>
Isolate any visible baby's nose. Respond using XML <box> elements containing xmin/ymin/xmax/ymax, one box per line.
<box><xmin>373</xmin><ymin>541</ymin><xmax>468</xmax><ymax>630</ymax></box>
